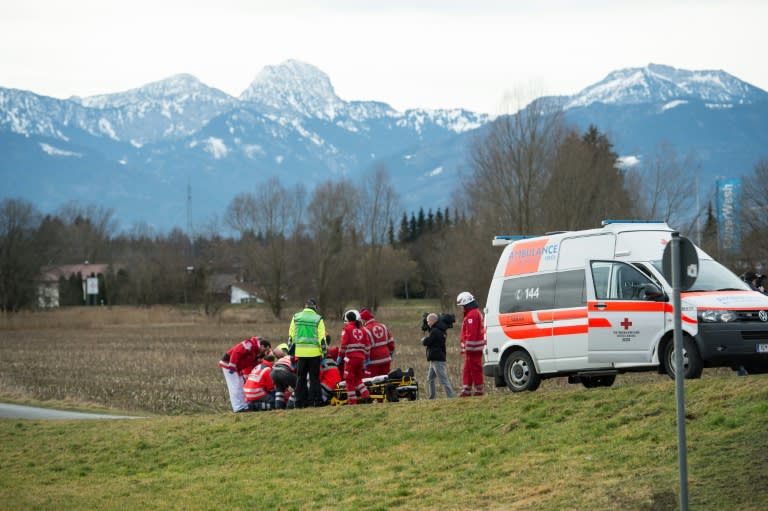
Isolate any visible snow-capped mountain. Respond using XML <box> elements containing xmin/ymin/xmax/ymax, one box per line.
<box><xmin>70</xmin><ymin>74</ymin><xmax>237</xmax><ymax>143</ymax></box>
<box><xmin>566</xmin><ymin>63</ymin><xmax>768</xmax><ymax>109</ymax></box>
<box><xmin>239</xmin><ymin>60</ymin><xmax>349</xmax><ymax>120</ymax></box>
<box><xmin>1</xmin><ymin>61</ymin><xmax>766</xmax><ymax>232</ymax></box>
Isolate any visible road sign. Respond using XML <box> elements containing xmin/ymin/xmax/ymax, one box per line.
<box><xmin>662</xmin><ymin>235</ymin><xmax>699</xmax><ymax>291</ymax></box>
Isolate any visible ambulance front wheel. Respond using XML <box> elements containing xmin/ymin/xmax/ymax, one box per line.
<box><xmin>503</xmin><ymin>350</ymin><xmax>541</xmax><ymax>392</ymax></box>
<box><xmin>663</xmin><ymin>335</ymin><xmax>703</xmax><ymax>380</ymax></box>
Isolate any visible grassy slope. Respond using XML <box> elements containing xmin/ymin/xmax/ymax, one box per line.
<box><xmin>1</xmin><ymin>376</ymin><xmax>766</xmax><ymax>511</ymax></box>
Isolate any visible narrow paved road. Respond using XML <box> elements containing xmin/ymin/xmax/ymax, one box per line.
<box><xmin>0</xmin><ymin>403</ymin><xmax>144</xmax><ymax>420</ymax></box>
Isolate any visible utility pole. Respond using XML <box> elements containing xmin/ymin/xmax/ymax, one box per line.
<box><xmin>186</xmin><ymin>178</ymin><xmax>192</xmax><ymax>238</ymax></box>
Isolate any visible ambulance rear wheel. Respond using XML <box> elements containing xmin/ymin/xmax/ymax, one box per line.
<box><xmin>664</xmin><ymin>335</ymin><xmax>703</xmax><ymax>380</ymax></box>
<box><xmin>503</xmin><ymin>350</ymin><xmax>540</xmax><ymax>392</ymax></box>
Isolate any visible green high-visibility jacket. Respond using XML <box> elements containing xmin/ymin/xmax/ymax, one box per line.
<box><xmin>289</xmin><ymin>308</ymin><xmax>326</xmax><ymax>358</ymax></box>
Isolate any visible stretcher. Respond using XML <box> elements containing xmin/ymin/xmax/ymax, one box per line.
<box><xmin>329</xmin><ymin>368</ymin><xmax>419</xmax><ymax>405</ymax></box>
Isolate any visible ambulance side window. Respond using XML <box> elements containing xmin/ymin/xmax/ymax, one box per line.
<box><xmin>591</xmin><ymin>261</ymin><xmax>654</xmax><ymax>300</ymax></box>
<box><xmin>554</xmin><ymin>269</ymin><xmax>586</xmax><ymax>308</ymax></box>
<box><xmin>499</xmin><ymin>273</ymin><xmax>555</xmax><ymax>313</ymax></box>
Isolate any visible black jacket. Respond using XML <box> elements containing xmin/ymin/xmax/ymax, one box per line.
<box><xmin>421</xmin><ymin>318</ymin><xmax>450</xmax><ymax>362</ymax></box>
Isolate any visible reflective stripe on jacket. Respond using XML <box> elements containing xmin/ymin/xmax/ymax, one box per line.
<box><xmin>244</xmin><ymin>361</ymin><xmax>274</xmax><ymax>401</ymax></box>
<box><xmin>340</xmin><ymin>321</ymin><xmax>372</xmax><ymax>360</ymax></box>
<box><xmin>289</xmin><ymin>308</ymin><xmax>325</xmax><ymax>358</ymax></box>
<box><xmin>461</xmin><ymin>307</ymin><xmax>485</xmax><ymax>353</ymax></box>
<box><xmin>364</xmin><ymin>320</ymin><xmax>394</xmax><ymax>366</ymax></box>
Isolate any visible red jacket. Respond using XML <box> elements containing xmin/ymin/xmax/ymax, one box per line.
<box><xmin>364</xmin><ymin>320</ymin><xmax>395</xmax><ymax>366</ymax></box>
<box><xmin>460</xmin><ymin>307</ymin><xmax>485</xmax><ymax>355</ymax></box>
<box><xmin>320</xmin><ymin>358</ymin><xmax>342</xmax><ymax>390</ymax></box>
<box><xmin>219</xmin><ymin>338</ymin><xmax>260</xmax><ymax>375</ymax></box>
<box><xmin>339</xmin><ymin>321</ymin><xmax>371</xmax><ymax>360</ymax></box>
<box><xmin>244</xmin><ymin>360</ymin><xmax>274</xmax><ymax>401</ymax></box>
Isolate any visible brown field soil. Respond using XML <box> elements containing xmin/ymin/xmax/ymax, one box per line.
<box><xmin>0</xmin><ymin>303</ymin><xmax>735</xmax><ymax>415</ymax></box>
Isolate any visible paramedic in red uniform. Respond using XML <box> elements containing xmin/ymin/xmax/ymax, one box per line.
<box><xmin>244</xmin><ymin>354</ymin><xmax>276</xmax><ymax>411</ymax></box>
<box><xmin>339</xmin><ymin>310</ymin><xmax>372</xmax><ymax>405</ymax></box>
<box><xmin>219</xmin><ymin>337</ymin><xmax>261</xmax><ymax>412</ymax></box>
<box><xmin>360</xmin><ymin>307</ymin><xmax>395</xmax><ymax>377</ymax></box>
<box><xmin>457</xmin><ymin>291</ymin><xmax>485</xmax><ymax>397</ymax></box>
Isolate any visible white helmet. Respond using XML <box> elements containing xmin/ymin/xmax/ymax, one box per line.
<box><xmin>456</xmin><ymin>291</ymin><xmax>475</xmax><ymax>306</ymax></box>
<box><xmin>343</xmin><ymin>309</ymin><xmax>360</xmax><ymax>322</ymax></box>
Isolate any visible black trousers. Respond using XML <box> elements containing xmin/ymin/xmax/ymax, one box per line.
<box><xmin>272</xmin><ymin>367</ymin><xmax>297</xmax><ymax>409</ymax></box>
<box><xmin>295</xmin><ymin>356</ymin><xmax>322</xmax><ymax>407</ymax></box>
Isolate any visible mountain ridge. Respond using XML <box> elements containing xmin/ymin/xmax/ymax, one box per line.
<box><xmin>1</xmin><ymin>61</ymin><xmax>767</xmax><ymax>232</ymax></box>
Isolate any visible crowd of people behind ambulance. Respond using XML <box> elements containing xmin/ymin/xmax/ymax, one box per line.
<box><xmin>219</xmin><ymin>292</ymin><xmax>485</xmax><ymax>412</ymax></box>
<box><xmin>741</xmin><ymin>271</ymin><xmax>766</xmax><ymax>294</ymax></box>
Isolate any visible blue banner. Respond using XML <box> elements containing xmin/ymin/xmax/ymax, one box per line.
<box><xmin>715</xmin><ymin>178</ymin><xmax>741</xmax><ymax>252</ymax></box>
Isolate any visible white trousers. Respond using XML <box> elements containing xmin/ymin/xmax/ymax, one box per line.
<box><xmin>222</xmin><ymin>369</ymin><xmax>247</xmax><ymax>412</ymax></box>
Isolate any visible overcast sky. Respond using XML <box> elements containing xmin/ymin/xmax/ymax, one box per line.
<box><xmin>1</xmin><ymin>0</ymin><xmax>765</xmax><ymax>114</ymax></box>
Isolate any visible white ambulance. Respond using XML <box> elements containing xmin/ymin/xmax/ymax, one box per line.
<box><xmin>484</xmin><ymin>220</ymin><xmax>768</xmax><ymax>391</ymax></box>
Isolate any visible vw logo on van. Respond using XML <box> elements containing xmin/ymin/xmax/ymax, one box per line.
<box><xmin>759</xmin><ymin>310</ymin><xmax>768</xmax><ymax>322</ymax></box>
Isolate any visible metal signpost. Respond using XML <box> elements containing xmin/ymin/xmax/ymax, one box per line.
<box><xmin>662</xmin><ymin>232</ymin><xmax>699</xmax><ymax>511</ymax></box>
<box><xmin>86</xmin><ymin>276</ymin><xmax>99</xmax><ymax>306</ymax></box>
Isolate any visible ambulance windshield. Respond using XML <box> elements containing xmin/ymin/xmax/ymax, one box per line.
<box><xmin>650</xmin><ymin>259</ymin><xmax>751</xmax><ymax>292</ymax></box>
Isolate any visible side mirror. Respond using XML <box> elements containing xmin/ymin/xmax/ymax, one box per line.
<box><xmin>642</xmin><ymin>283</ymin><xmax>666</xmax><ymax>301</ymax></box>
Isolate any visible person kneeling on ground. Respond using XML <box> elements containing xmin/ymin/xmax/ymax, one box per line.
<box><xmin>321</xmin><ymin>346</ymin><xmax>343</xmax><ymax>403</ymax></box>
<box><xmin>272</xmin><ymin>355</ymin><xmax>297</xmax><ymax>409</ymax></box>
<box><xmin>244</xmin><ymin>354</ymin><xmax>276</xmax><ymax>411</ymax></box>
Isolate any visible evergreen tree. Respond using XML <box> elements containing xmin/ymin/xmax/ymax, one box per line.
<box><xmin>435</xmin><ymin>208</ymin><xmax>444</xmax><ymax>231</ymax></box>
<box><xmin>427</xmin><ymin>209</ymin><xmax>435</xmax><ymax>232</ymax></box>
<box><xmin>409</xmin><ymin>213</ymin><xmax>417</xmax><ymax>242</ymax></box>
<box><xmin>416</xmin><ymin>208</ymin><xmax>426</xmax><ymax>238</ymax></box>
<box><xmin>701</xmin><ymin>201</ymin><xmax>719</xmax><ymax>258</ymax></box>
<box><xmin>398</xmin><ymin>212</ymin><xmax>410</xmax><ymax>245</ymax></box>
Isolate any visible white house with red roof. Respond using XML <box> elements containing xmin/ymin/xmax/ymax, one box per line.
<box><xmin>38</xmin><ymin>263</ymin><xmax>109</xmax><ymax>308</ymax></box>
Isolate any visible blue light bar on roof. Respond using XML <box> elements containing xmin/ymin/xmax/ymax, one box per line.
<box><xmin>492</xmin><ymin>235</ymin><xmax>538</xmax><ymax>247</ymax></box>
<box><xmin>493</xmin><ymin>235</ymin><xmax>537</xmax><ymax>241</ymax></box>
<box><xmin>601</xmin><ymin>219</ymin><xmax>665</xmax><ymax>226</ymax></box>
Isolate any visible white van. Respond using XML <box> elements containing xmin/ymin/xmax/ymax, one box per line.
<box><xmin>484</xmin><ymin>220</ymin><xmax>768</xmax><ymax>391</ymax></box>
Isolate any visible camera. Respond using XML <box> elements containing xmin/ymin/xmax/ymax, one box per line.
<box><xmin>440</xmin><ymin>313</ymin><xmax>456</xmax><ymax>329</ymax></box>
<box><xmin>421</xmin><ymin>312</ymin><xmax>430</xmax><ymax>332</ymax></box>
<box><xmin>420</xmin><ymin>312</ymin><xmax>456</xmax><ymax>332</ymax></box>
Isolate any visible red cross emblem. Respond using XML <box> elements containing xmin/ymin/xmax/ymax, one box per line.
<box><xmin>620</xmin><ymin>318</ymin><xmax>633</xmax><ymax>330</ymax></box>
<box><xmin>352</xmin><ymin>329</ymin><xmax>364</xmax><ymax>341</ymax></box>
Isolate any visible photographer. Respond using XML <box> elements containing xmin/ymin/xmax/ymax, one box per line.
<box><xmin>421</xmin><ymin>312</ymin><xmax>456</xmax><ymax>399</ymax></box>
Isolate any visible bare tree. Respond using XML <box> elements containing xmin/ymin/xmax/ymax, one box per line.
<box><xmin>741</xmin><ymin>159</ymin><xmax>768</xmax><ymax>263</ymax></box>
<box><xmin>224</xmin><ymin>193</ymin><xmax>259</xmax><ymax>236</ymax></box>
<box><xmin>358</xmin><ymin>165</ymin><xmax>400</xmax><ymax>309</ymax></box>
<box><xmin>463</xmin><ymin>94</ymin><xmax>567</xmax><ymax>234</ymax></box>
<box><xmin>224</xmin><ymin>178</ymin><xmax>305</xmax><ymax>318</ymax></box>
<box><xmin>55</xmin><ymin>201</ymin><xmax>117</xmax><ymax>263</ymax></box>
<box><xmin>307</xmin><ymin>179</ymin><xmax>361</xmax><ymax>317</ymax></box>
<box><xmin>0</xmin><ymin>199</ymin><xmax>42</xmax><ymax>311</ymax></box>
<box><xmin>543</xmin><ymin>126</ymin><xmax>634</xmax><ymax>230</ymax></box>
<box><xmin>629</xmin><ymin>141</ymin><xmax>701</xmax><ymax>228</ymax></box>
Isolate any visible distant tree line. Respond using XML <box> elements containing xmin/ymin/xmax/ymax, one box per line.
<box><xmin>2</xmin><ymin>101</ymin><xmax>767</xmax><ymax>314</ymax></box>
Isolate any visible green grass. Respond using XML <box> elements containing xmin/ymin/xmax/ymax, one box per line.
<box><xmin>2</xmin><ymin>376</ymin><xmax>767</xmax><ymax>510</ymax></box>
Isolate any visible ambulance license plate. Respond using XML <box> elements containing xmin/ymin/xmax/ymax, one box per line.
<box><xmin>757</xmin><ymin>344</ymin><xmax>768</xmax><ymax>353</ymax></box>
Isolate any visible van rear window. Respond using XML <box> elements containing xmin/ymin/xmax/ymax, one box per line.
<box><xmin>499</xmin><ymin>273</ymin><xmax>555</xmax><ymax>313</ymax></box>
<box><xmin>554</xmin><ymin>269</ymin><xmax>586</xmax><ymax>308</ymax></box>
